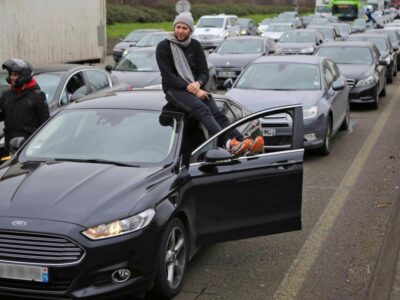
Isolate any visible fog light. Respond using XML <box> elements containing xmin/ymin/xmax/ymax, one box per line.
<box><xmin>304</xmin><ymin>133</ymin><xmax>317</xmax><ymax>141</ymax></box>
<box><xmin>111</xmin><ymin>269</ymin><xmax>131</xmax><ymax>283</ymax></box>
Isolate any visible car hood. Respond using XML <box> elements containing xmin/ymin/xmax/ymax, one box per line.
<box><xmin>263</xmin><ymin>32</ymin><xmax>284</xmax><ymax>40</ymax></box>
<box><xmin>113</xmin><ymin>41</ymin><xmax>137</xmax><ymax>51</ymax></box>
<box><xmin>337</xmin><ymin>64</ymin><xmax>375</xmax><ymax>80</ymax></box>
<box><xmin>208</xmin><ymin>53</ymin><xmax>263</xmax><ymax>68</ymax></box>
<box><xmin>0</xmin><ymin>161</ymin><xmax>165</xmax><ymax>227</ymax></box>
<box><xmin>226</xmin><ymin>88</ymin><xmax>323</xmax><ymax>111</ymax></box>
<box><xmin>194</xmin><ymin>28</ymin><xmax>224</xmax><ymax>36</ymax></box>
<box><xmin>111</xmin><ymin>70</ymin><xmax>161</xmax><ymax>88</ymax></box>
<box><xmin>278</xmin><ymin>42</ymin><xmax>316</xmax><ymax>50</ymax></box>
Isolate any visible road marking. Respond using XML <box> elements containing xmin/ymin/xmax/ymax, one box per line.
<box><xmin>273</xmin><ymin>88</ymin><xmax>400</xmax><ymax>300</ymax></box>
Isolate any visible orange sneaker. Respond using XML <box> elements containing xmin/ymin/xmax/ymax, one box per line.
<box><xmin>249</xmin><ymin>136</ymin><xmax>264</xmax><ymax>155</ymax></box>
<box><xmin>228</xmin><ymin>138</ymin><xmax>251</xmax><ymax>157</ymax></box>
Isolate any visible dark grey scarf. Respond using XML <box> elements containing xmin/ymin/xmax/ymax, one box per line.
<box><xmin>167</xmin><ymin>33</ymin><xmax>195</xmax><ymax>84</ymax></box>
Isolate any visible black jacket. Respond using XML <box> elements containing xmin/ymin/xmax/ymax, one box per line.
<box><xmin>156</xmin><ymin>38</ymin><xmax>209</xmax><ymax>93</ymax></box>
<box><xmin>0</xmin><ymin>83</ymin><xmax>50</xmax><ymax>149</ymax></box>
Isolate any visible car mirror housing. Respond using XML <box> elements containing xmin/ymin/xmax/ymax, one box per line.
<box><xmin>332</xmin><ymin>80</ymin><xmax>345</xmax><ymax>91</ymax></box>
<box><xmin>70</xmin><ymin>93</ymin><xmax>85</xmax><ymax>103</ymax></box>
<box><xmin>105</xmin><ymin>65</ymin><xmax>113</xmax><ymax>72</ymax></box>
<box><xmin>379</xmin><ymin>59</ymin><xmax>389</xmax><ymax>66</ymax></box>
<box><xmin>9</xmin><ymin>137</ymin><xmax>26</xmax><ymax>154</ymax></box>
<box><xmin>223</xmin><ymin>78</ymin><xmax>234</xmax><ymax>89</ymax></box>
<box><xmin>204</xmin><ymin>148</ymin><xmax>233</xmax><ymax>163</ymax></box>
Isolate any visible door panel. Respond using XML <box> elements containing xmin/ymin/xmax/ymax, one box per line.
<box><xmin>187</xmin><ymin>105</ymin><xmax>304</xmax><ymax>246</ymax></box>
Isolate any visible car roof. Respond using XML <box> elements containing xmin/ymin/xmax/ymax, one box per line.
<box><xmin>70</xmin><ymin>90</ymin><xmax>231</xmax><ymax>112</ymax></box>
<box><xmin>349</xmin><ymin>33</ymin><xmax>389</xmax><ymax>39</ymax></box>
<box><xmin>0</xmin><ymin>64</ymin><xmax>87</xmax><ymax>75</ymax></box>
<box><xmin>319</xmin><ymin>41</ymin><xmax>373</xmax><ymax>48</ymax></box>
<box><xmin>252</xmin><ymin>55</ymin><xmax>324</xmax><ymax>64</ymax></box>
<box><xmin>225</xmin><ymin>36</ymin><xmax>267</xmax><ymax>41</ymax></box>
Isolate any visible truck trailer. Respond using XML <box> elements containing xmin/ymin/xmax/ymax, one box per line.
<box><xmin>0</xmin><ymin>0</ymin><xmax>107</xmax><ymax>64</ymax></box>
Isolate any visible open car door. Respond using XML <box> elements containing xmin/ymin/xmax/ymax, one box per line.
<box><xmin>188</xmin><ymin>105</ymin><xmax>304</xmax><ymax>246</ymax></box>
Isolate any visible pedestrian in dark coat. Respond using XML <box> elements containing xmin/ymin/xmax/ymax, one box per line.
<box><xmin>0</xmin><ymin>58</ymin><xmax>50</xmax><ymax>153</ymax></box>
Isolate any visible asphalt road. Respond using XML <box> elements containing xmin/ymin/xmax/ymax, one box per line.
<box><xmin>171</xmin><ymin>75</ymin><xmax>400</xmax><ymax>299</ymax></box>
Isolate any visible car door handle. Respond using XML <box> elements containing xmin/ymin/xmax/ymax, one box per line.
<box><xmin>270</xmin><ymin>160</ymin><xmax>297</xmax><ymax>169</ymax></box>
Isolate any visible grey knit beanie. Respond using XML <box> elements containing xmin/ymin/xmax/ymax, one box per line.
<box><xmin>173</xmin><ymin>12</ymin><xmax>194</xmax><ymax>32</ymax></box>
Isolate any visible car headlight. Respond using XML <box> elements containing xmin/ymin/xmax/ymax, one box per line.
<box><xmin>241</xmin><ymin>30</ymin><xmax>247</xmax><ymax>35</ymax></box>
<box><xmin>303</xmin><ymin>106</ymin><xmax>318</xmax><ymax>119</ymax></box>
<box><xmin>300</xmin><ymin>47</ymin><xmax>315</xmax><ymax>54</ymax></box>
<box><xmin>122</xmin><ymin>49</ymin><xmax>128</xmax><ymax>57</ymax></box>
<box><xmin>355</xmin><ymin>76</ymin><xmax>375</xmax><ymax>87</ymax></box>
<box><xmin>82</xmin><ymin>208</ymin><xmax>155</xmax><ymax>240</ymax></box>
<box><xmin>218</xmin><ymin>32</ymin><xmax>225</xmax><ymax>38</ymax></box>
<box><xmin>0</xmin><ymin>136</ymin><xmax>4</xmax><ymax>145</ymax></box>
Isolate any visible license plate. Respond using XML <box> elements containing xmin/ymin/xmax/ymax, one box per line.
<box><xmin>263</xmin><ymin>128</ymin><xmax>276</xmax><ymax>136</ymax></box>
<box><xmin>219</xmin><ymin>71</ymin><xmax>236</xmax><ymax>77</ymax></box>
<box><xmin>0</xmin><ymin>263</ymin><xmax>49</xmax><ymax>282</ymax></box>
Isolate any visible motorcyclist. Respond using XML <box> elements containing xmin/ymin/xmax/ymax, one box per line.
<box><xmin>0</xmin><ymin>58</ymin><xmax>50</xmax><ymax>154</ymax></box>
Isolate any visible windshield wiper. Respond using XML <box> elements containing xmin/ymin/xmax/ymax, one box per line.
<box><xmin>53</xmin><ymin>158</ymin><xmax>140</xmax><ymax>167</ymax></box>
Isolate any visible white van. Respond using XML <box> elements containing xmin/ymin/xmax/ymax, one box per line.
<box><xmin>193</xmin><ymin>14</ymin><xmax>240</xmax><ymax>49</ymax></box>
<box><xmin>315</xmin><ymin>0</ymin><xmax>332</xmax><ymax>17</ymax></box>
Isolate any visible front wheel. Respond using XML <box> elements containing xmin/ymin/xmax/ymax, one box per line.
<box><xmin>318</xmin><ymin>117</ymin><xmax>331</xmax><ymax>156</ymax></box>
<box><xmin>151</xmin><ymin>218</ymin><xmax>188</xmax><ymax>299</ymax></box>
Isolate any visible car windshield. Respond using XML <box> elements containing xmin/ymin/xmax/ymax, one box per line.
<box><xmin>279</xmin><ymin>31</ymin><xmax>315</xmax><ymax>43</ymax></box>
<box><xmin>34</xmin><ymin>72</ymin><xmax>64</xmax><ymax>103</ymax></box>
<box><xmin>349</xmin><ymin>36</ymin><xmax>388</xmax><ymax>51</ymax></box>
<box><xmin>124</xmin><ymin>31</ymin><xmax>147</xmax><ymax>42</ymax></box>
<box><xmin>196</xmin><ymin>18</ymin><xmax>224</xmax><ymax>28</ymax></box>
<box><xmin>316</xmin><ymin>28</ymin><xmax>334</xmax><ymax>39</ymax></box>
<box><xmin>23</xmin><ymin>109</ymin><xmax>182</xmax><ymax>166</ymax></box>
<box><xmin>216</xmin><ymin>39</ymin><xmax>264</xmax><ymax>54</ymax></box>
<box><xmin>266</xmin><ymin>24</ymin><xmax>292</xmax><ymax>32</ymax></box>
<box><xmin>235</xmin><ymin>62</ymin><xmax>321</xmax><ymax>90</ymax></box>
<box><xmin>135</xmin><ymin>33</ymin><xmax>168</xmax><ymax>47</ymax></box>
<box><xmin>115</xmin><ymin>51</ymin><xmax>159</xmax><ymax>72</ymax></box>
<box><xmin>239</xmin><ymin>19</ymin><xmax>249</xmax><ymax>28</ymax></box>
<box><xmin>310</xmin><ymin>19</ymin><xmax>329</xmax><ymax>25</ymax></box>
<box><xmin>316</xmin><ymin>47</ymin><xmax>373</xmax><ymax>65</ymax></box>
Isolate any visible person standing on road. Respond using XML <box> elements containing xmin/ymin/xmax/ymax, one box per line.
<box><xmin>366</xmin><ymin>8</ymin><xmax>377</xmax><ymax>25</ymax></box>
<box><xmin>0</xmin><ymin>58</ymin><xmax>50</xmax><ymax>155</ymax></box>
<box><xmin>156</xmin><ymin>12</ymin><xmax>263</xmax><ymax>156</ymax></box>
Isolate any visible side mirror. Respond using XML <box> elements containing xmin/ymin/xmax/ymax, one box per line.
<box><xmin>105</xmin><ymin>65</ymin><xmax>113</xmax><ymax>72</ymax></box>
<box><xmin>70</xmin><ymin>93</ymin><xmax>85</xmax><ymax>102</ymax></box>
<box><xmin>379</xmin><ymin>59</ymin><xmax>389</xmax><ymax>66</ymax></box>
<box><xmin>332</xmin><ymin>80</ymin><xmax>345</xmax><ymax>91</ymax></box>
<box><xmin>204</xmin><ymin>148</ymin><xmax>233</xmax><ymax>163</ymax></box>
<box><xmin>226</xmin><ymin>24</ymin><xmax>231</xmax><ymax>29</ymax></box>
<box><xmin>223</xmin><ymin>78</ymin><xmax>234</xmax><ymax>89</ymax></box>
<box><xmin>9</xmin><ymin>137</ymin><xmax>26</xmax><ymax>154</ymax></box>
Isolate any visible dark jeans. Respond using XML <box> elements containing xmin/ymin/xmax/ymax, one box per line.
<box><xmin>166</xmin><ymin>89</ymin><xmax>242</xmax><ymax>146</ymax></box>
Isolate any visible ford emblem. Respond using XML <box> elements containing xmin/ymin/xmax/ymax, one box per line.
<box><xmin>12</xmin><ymin>220</ymin><xmax>27</xmax><ymax>227</ymax></box>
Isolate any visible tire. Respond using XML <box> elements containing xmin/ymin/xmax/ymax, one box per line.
<box><xmin>318</xmin><ymin>117</ymin><xmax>331</xmax><ymax>156</ymax></box>
<box><xmin>151</xmin><ymin>218</ymin><xmax>188</xmax><ymax>299</ymax></box>
<box><xmin>387</xmin><ymin>68</ymin><xmax>394</xmax><ymax>84</ymax></box>
<box><xmin>371</xmin><ymin>87</ymin><xmax>379</xmax><ymax>109</ymax></box>
<box><xmin>340</xmin><ymin>103</ymin><xmax>350</xmax><ymax>131</ymax></box>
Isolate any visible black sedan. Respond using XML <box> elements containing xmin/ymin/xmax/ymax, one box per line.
<box><xmin>108</xmin><ymin>47</ymin><xmax>217</xmax><ymax>91</ymax></box>
<box><xmin>112</xmin><ymin>29</ymin><xmax>165</xmax><ymax>63</ymax></box>
<box><xmin>207</xmin><ymin>36</ymin><xmax>281</xmax><ymax>88</ymax></box>
<box><xmin>348</xmin><ymin>33</ymin><xmax>397</xmax><ymax>83</ymax></box>
<box><xmin>278</xmin><ymin>29</ymin><xmax>325</xmax><ymax>55</ymax></box>
<box><xmin>315</xmin><ymin>41</ymin><xmax>388</xmax><ymax>108</ymax></box>
<box><xmin>0</xmin><ymin>64</ymin><xmax>126</xmax><ymax>161</ymax></box>
<box><xmin>307</xmin><ymin>25</ymin><xmax>342</xmax><ymax>42</ymax></box>
<box><xmin>0</xmin><ymin>90</ymin><xmax>304</xmax><ymax>299</ymax></box>
<box><xmin>226</xmin><ymin>55</ymin><xmax>350</xmax><ymax>155</ymax></box>
<box><xmin>368</xmin><ymin>29</ymin><xmax>400</xmax><ymax>70</ymax></box>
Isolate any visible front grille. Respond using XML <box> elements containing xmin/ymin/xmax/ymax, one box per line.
<box><xmin>264</xmin><ymin>136</ymin><xmax>291</xmax><ymax>146</ymax></box>
<box><xmin>346</xmin><ymin>79</ymin><xmax>356</xmax><ymax>89</ymax></box>
<box><xmin>0</xmin><ymin>231</ymin><xmax>84</xmax><ymax>265</ymax></box>
<box><xmin>0</xmin><ymin>277</ymin><xmax>72</xmax><ymax>292</ymax></box>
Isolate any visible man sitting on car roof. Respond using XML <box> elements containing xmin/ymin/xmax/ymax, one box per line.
<box><xmin>156</xmin><ymin>12</ymin><xmax>263</xmax><ymax>157</ymax></box>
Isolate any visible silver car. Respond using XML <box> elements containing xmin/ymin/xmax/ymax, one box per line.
<box><xmin>225</xmin><ymin>55</ymin><xmax>350</xmax><ymax>155</ymax></box>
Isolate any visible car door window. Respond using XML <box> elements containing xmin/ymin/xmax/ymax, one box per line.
<box><xmin>327</xmin><ymin>61</ymin><xmax>339</xmax><ymax>81</ymax></box>
<box><xmin>230</xmin><ymin>103</ymin><xmax>244</xmax><ymax>119</ymax></box>
<box><xmin>61</xmin><ymin>72</ymin><xmax>86</xmax><ymax>106</ymax></box>
<box><xmin>215</xmin><ymin>100</ymin><xmax>236</xmax><ymax>123</ymax></box>
<box><xmin>85</xmin><ymin>70</ymin><xmax>111</xmax><ymax>92</ymax></box>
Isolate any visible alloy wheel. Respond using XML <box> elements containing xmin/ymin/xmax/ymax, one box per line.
<box><xmin>164</xmin><ymin>226</ymin><xmax>186</xmax><ymax>290</ymax></box>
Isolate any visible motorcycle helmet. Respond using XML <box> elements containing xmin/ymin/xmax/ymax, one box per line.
<box><xmin>2</xmin><ymin>58</ymin><xmax>33</xmax><ymax>88</ymax></box>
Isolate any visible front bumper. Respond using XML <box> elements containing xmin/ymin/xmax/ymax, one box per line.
<box><xmin>349</xmin><ymin>84</ymin><xmax>377</xmax><ymax>104</ymax></box>
<box><xmin>261</xmin><ymin>114</ymin><xmax>325</xmax><ymax>151</ymax></box>
<box><xmin>0</xmin><ymin>217</ymin><xmax>160</xmax><ymax>299</ymax></box>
